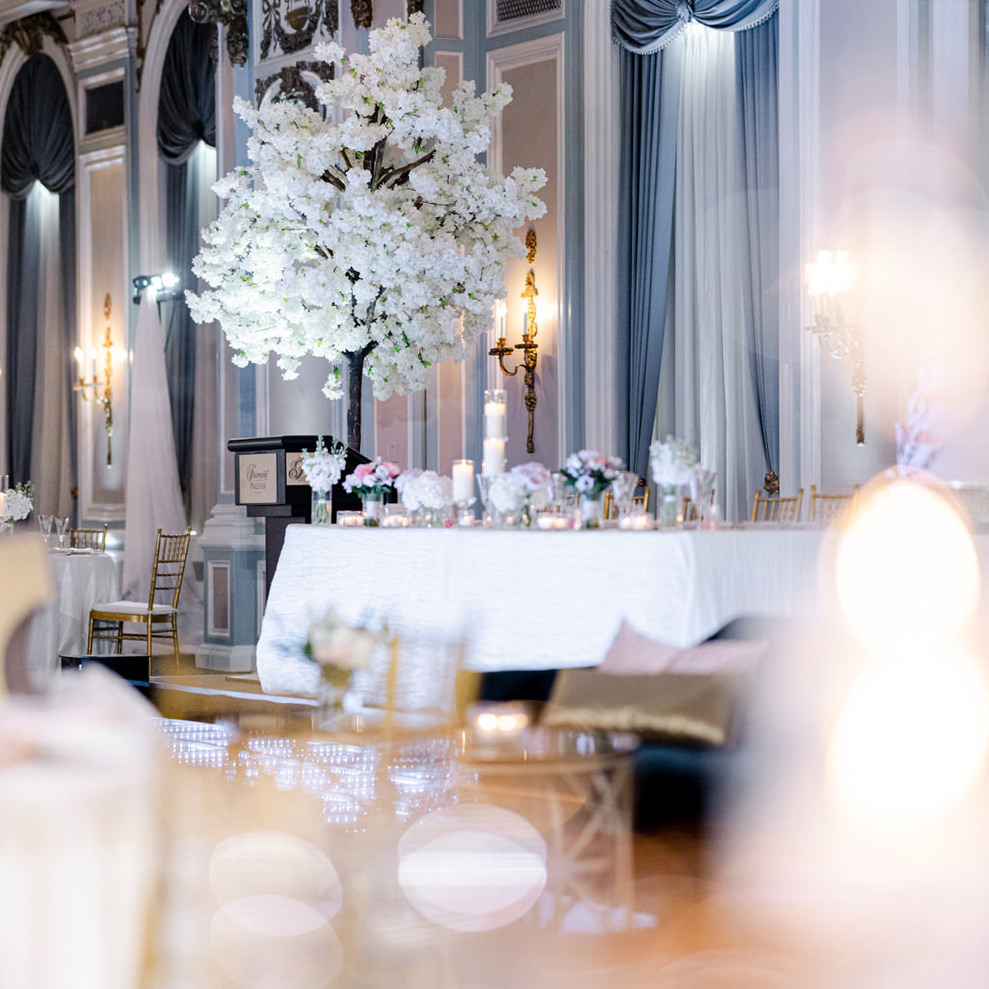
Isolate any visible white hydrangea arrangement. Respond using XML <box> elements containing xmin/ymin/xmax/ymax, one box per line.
<box><xmin>187</xmin><ymin>13</ymin><xmax>547</xmax><ymax>449</ymax></box>
<box><xmin>649</xmin><ymin>436</ymin><xmax>698</xmax><ymax>488</ymax></box>
<box><xmin>299</xmin><ymin>436</ymin><xmax>347</xmax><ymax>493</ymax></box>
<box><xmin>488</xmin><ymin>473</ymin><xmax>525</xmax><ymax>515</ymax></box>
<box><xmin>2</xmin><ymin>482</ymin><xmax>33</xmax><ymax>527</ymax></box>
<box><xmin>400</xmin><ymin>470</ymin><xmax>452</xmax><ymax>512</ymax></box>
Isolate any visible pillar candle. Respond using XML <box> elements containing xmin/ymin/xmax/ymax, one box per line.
<box><xmin>483</xmin><ymin>401</ymin><xmax>507</xmax><ymax>440</ymax></box>
<box><xmin>481</xmin><ymin>438</ymin><xmax>505</xmax><ymax>476</ymax></box>
<box><xmin>452</xmin><ymin>460</ymin><xmax>474</xmax><ymax>502</ymax></box>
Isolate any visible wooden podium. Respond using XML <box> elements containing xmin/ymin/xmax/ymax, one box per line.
<box><xmin>228</xmin><ymin>435</ymin><xmax>367</xmax><ymax>596</ymax></box>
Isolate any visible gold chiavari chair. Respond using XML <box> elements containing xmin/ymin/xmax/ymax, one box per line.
<box><xmin>69</xmin><ymin>523</ymin><xmax>108</xmax><ymax>552</ymax></box>
<box><xmin>750</xmin><ymin>488</ymin><xmax>804</xmax><ymax>523</ymax></box>
<box><xmin>682</xmin><ymin>490</ymin><xmax>715</xmax><ymax>523</ymax></box>
<box><xmin>807</xmin><ymin>484</ymin><xmax>858</xmax><ymax>525</ymax></box>
<box><xmin>87</xmin><ymin>529</ymin><xmax>191</xmax><ymax>662</ymax></box>
<box><xmin>603</xmin><ymin>480</ymin><xmax>650</xmax><ymax>521</ymax></box>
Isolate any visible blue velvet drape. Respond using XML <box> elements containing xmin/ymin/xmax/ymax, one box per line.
<box><xmin>157</xmin><ymin>12</ymin><xmax>215</xmax><ymax>506</ymax></box>
<box><xmin>1</xmin><ymin>55</ymin><xmax>75</xmax><ymax>489</ymax></box>
<box><xmin>613</xmin><ymin>0</ymin><xmax>778</xmax><ymax>477</ymax></box>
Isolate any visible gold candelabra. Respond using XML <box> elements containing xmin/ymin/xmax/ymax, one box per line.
<box><xmin>74</xmin><ymin>293</ymin><xmax>115</xmax><ymax>467</ymax></box>
<box><xmin>490</xmin><ymin>229</ymin><xmax>539</xmax><ymax>454</ymax></box>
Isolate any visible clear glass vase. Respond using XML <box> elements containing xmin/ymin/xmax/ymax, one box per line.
<box><xmin>311</xmin><ymin>488</ymin><xmax>332</xmax><ymax>525</ymax></box>
<box><xmin>362</xmin><ymin>492</ymin><xmax>383</xmax><ymax>527</ymax></box>
<box><xmin>579</xmin><ymin>495</ymin><xmax>604</xmax><ymax>529</ymax></box>
<box><xmin>659</xmin><ymin>485</ymin><xmax>680</xmax><ymax>528</ymax></box>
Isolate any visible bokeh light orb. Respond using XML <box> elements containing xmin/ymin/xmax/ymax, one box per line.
<box><xmin>398</xmin><ymin>804</ymin><xmax>547</xmax><ymax>932</ymax></box>
<box><xmin>835</xmin><ymin>475</ymin><xmax>979</xmax><ymax>655</ymax></box>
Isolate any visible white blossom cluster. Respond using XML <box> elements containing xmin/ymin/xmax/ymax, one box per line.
<box><xmin>400</xmin><ymin>470</ymin><xmax>452</xmax><ymax>511</ymax></box>
<box><xmin>188</xmin><ymin>13</ymin><xmax>547</xmax><ymax>401</ymax></box>
<box><xmin>300</xmin><ymin>436</ymin><xmax>347</xmax><ymax>492</ymax></box>
<box><xmin>649</xmin><ymin>436</ymin><xmax>698</xmax><ymax>488</ymax></box>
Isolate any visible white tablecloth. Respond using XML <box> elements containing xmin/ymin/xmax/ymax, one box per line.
<box><xmin>27</xmin><ymin>551</ymin><xmax>121</xmax><ymax>689</ymax></box>
<box><xmin>256</xmin><ymin>525</ymin><xmax>830</xmax><ymax>695</ymax></box>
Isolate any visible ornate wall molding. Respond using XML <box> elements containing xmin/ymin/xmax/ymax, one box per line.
<box><xmin>351</xmin><ymin>0</ymin><xmax>372</xmax><ymax>29</ymax></box>
<box><xmin>0</xmin><ymin>12</ymin><xmax>67</xmax><ymax>64</ymax></box>
<box><xmin>254</xmin><ymin>58</ymin><xmax>332</xmax><ymax>110</ymax></box>
<box><xmin>77</xmin><ymin>0</ymin><xmax>127</xmax><ymax>38</ymax></box>
<box><xmin>188</xmin><ymin>0</ymin><xmax>248</xmax><ymax>66</ymax></box>
<box><xmin>258</xmin><ymin>0</ymin><xmax>337</xmax><ymax>62</ymax></box>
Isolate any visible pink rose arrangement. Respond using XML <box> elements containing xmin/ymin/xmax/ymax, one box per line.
<box><xmin>510</xmin><ymin>461</ymin><xmax>554</xmax><ymax>509</ymax></box>
<box><xmin>342</xmin><ymin>457</ymin><xmax>402</xmax><ymax>497</ymax></box>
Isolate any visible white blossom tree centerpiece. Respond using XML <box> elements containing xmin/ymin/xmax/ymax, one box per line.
<box><xmin>188</xmin><ymin>13</ymin><xmax>547</xmax><ymax>451</ymax></box>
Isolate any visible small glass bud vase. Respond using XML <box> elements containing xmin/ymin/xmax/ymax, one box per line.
<box><xmin>311</xmin><ymin>488</ymin><xmax>332</xmax><ymax>526</ymax></box>
<box><xmin>362</xmin><ymin>492</ymin><xmax>383</xmax><ymax>527</ymax></box>
<box><xmin>579</xmin><ymin>495</ymin><xmax>604</xmax><ymax>530</ymax></box>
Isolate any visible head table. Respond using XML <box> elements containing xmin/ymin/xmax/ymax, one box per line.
<box><xmin>256</xmin><ymin>524</ymin><xmax>833</xmax><ymax>696</ymax></box>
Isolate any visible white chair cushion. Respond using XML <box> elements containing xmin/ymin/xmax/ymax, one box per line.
<box><xmin>91</xmin><ymin>601</ymin><xmax>177</xmax><ymax>616</ymax></box>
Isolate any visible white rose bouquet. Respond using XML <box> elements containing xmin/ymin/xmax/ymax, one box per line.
<box><xmin>1</xmin><ymin>482</ymin><xmax>33</xmax><ymax>532</ymax></box>
<box><xmin>509</xmin><ymin>462</ymin><xmax>553</xmax><ymax>509</ymax></box>
<box><xmin>489</xmin><ymin>473</ymin><xmax>525</xmax><ymax>515</ymax></box>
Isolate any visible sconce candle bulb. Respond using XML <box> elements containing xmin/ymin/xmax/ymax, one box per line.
<box><xmin>73</xmin><ymin>293</ymin><xmax>115</xmax><ymax>467</ymax></box>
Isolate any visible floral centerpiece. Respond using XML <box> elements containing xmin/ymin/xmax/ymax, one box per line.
<box><xmin>650</xmin><ymin>435</ymin><xmax>698</xmax><ymax>527</ymax></box>
<box><xmin>300</xmin><ymin>436</ymin><xmax>347</xmax><ymax>525</ymax></box>
<box><xmin>399</xmin><ymin>470</ymin><xmax>452</xmax><ymax>526</ymax></box>
<box><xmin>187</xmin><ymin>13</ymin><xmax>547</xmax><ymax>452</ymax></box>
<box><xmin>561</xmin><ymin>451</ymin><xmax>622</xmax><ymax>528</ymax></box>
<box><xmin>487</xmin><ymin>473</ymin><xmax>524</xmax><ymax>524</ymax></box>
<box><xmin>304</xmin><ymin>607</ymin><xmax>377</xmax><ymax>723</ymax></box>
<box><xmin>502</xmin><ymin>462</ymin><xmax>553</xmax><ymax>526</ymax></box>
<box><xmin>1</xmin><ymin>482</ymin><xmax>33</xmax><ymax>533</ymax></box>
<box><xmin>343</xmin><ymin>458</ymin><xmax>401</xmax><ymax>526</ymax></box>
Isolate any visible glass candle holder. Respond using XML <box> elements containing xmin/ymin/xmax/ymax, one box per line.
<box><xmin>452</xmin><ymin>459</ymin><xmax>476</xmax><ymax>526</ymax></box>
<box><xmin>482</xmin><ymin>390</ymin><xmax>507</xmax><ymax>476</ymax></box>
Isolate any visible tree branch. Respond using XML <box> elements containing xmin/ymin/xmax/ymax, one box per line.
<box><xmin>380</xmin><ymin>148</ymin><xmax>435</xmax><ymax>189</ymax></box>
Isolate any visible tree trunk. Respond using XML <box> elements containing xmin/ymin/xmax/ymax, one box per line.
<box><xmin>346</xmin><ymin>349</ymin><xmax>366</xmax><ymax>453</ymax></box>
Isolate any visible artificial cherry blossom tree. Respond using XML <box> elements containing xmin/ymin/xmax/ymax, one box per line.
<box><xmin>188</xmin><ymin>13</ymin><xmax>546</xmax><ymax>450</ymax></box>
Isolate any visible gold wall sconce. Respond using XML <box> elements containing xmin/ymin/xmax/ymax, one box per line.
<box><xmin>74</xmin><ymin>293</ymin><xmax>115</xmax><ymax>467</ymax></box>
<box><xmin>805</xmin><ymin>249</ymin><xmax>865</xmax><ymax>446</ymax></box>
<box><xmin>490</xmin><ymin>229</ymin><xmax>539</xmax><ymax>454</ymax></box>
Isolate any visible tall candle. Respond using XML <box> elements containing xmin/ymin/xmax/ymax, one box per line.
<box><xmin>484</xmin><ymin>400</ymin><xmax>506</xmax><ymax>440</ymax></box>
<box><xmin>482</xmin><ymin>438</ymin><xmax>505</xmax><ymax>476</ymax></box>
<box><xmin>452</xmin><ymin>460</ymin><xmax>474</xmax><ymax>502</ymax></box>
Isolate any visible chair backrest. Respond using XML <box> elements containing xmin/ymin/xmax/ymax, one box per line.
<box><xmin>808</xmin><ymin>484</ymin><xmax>857</xmax><ymax>525</ymax></box>
<box><xmin>147</xmin><ymin>529</ymin><xmax>192</xmax><ymax>610</ymax></box>
<box><xmin>69</xmin><ymin>524</ymin><xmax>108</xmax><ymax>552</ymax></box>
<box><xmin>633</xmin><ymin>484</ymin><xmax>650</xmax><ymax>512</ymax></box>
<box><xmin>603</xmin><ymin>490</ymin><xmax>616</xmax><ymax>521</ymax></box>
<box><xmin>750</xmin><ymin>488</ymin><xmax>804</xmax><ymax>523</ymax></box>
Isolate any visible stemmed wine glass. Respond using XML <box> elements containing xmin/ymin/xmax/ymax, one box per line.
<box><xmin>54</xmin><ymin>516</ymin><xmax>69</xmax><ymax>550</ymax></box>
<box><xmin>37</xmin><ymin>513</ymin><xmax>53</xmax><ymax>549</ymax></box>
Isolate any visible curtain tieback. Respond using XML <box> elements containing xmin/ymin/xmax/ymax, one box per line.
<box><xmin>676</xmin><ymin>1</ymin><xmax>694</xmax><ymax>24</ymax></box>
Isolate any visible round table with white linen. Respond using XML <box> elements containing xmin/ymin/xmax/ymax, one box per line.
<box><xmin>26</xmin><ymin>549</ymin><xmax>121</xmax><ymax>690</ymax></box>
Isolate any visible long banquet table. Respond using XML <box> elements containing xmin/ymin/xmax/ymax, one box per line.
<box><xmin>256</xmin><ymin>524</ymin><xmax>832</xmax><ymax>695</ymax></box>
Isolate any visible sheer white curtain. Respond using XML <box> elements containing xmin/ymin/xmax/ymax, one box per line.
<box><xmin>188</xmin><ymin>140</ymin><xmax>218</xmax><ymax>532</ymax></box>
<box><xmin>30</xmin><ymin>183</ymin><xmax>72</xmax><ymax>516</ymax></box>
<box><xmin>656</xmin><ymin>24</ymin><xmax>764</xmax><ymax>521</ymax></box>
